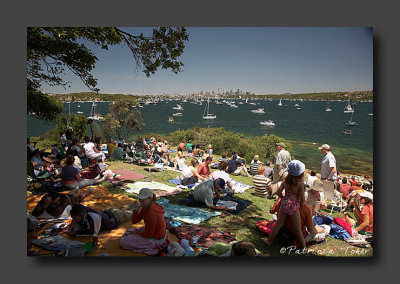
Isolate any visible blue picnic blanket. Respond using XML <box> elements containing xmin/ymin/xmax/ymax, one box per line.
<box><xmin>180</xmin><ymin>195</ymin><xmax>252</xmax><ymax>214</ymax></box>
<box><xmin>168</xmin><ymin>179</ymin><xmax>196</xmax><ymax>189</ymax></box>
<box><xmin>157</xmin><ymin>198</ymin><xmax>221</xmax><ymax>224</ymax></box>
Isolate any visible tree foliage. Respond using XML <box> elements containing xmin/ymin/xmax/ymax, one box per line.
<box><xmin>27</xmin><ymin>27</ymin><xmax>189</xmax><ymax>120</ymax></box>
<box><xmin>102</xmin><ymin>98</ymin><xmax>144</xmax><ymax>141</ymax></box>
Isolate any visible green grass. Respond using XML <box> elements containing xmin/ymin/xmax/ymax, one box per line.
<box><xmin>99</xmin><ymin>153</ymin><xmax>372</xmax><ymax>257</ymax></box>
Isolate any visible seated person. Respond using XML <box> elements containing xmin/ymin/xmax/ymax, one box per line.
<box><xmin>83</xmin><ymin>136</ymin><xmax>106</xmax><ymax>163</ymax></box>
<box><xmin>218</xmin><ymin>152</ymin><xmax>229</xmax><ymax>163</ymax></box>
<box><xmin>41</xmin><ymin>156</ymin><xmax>60</xmax><ymax>179</ymax></box>
<box><xmin>186</xmin><ymin>140</ymin><xmax>193</xmax><ymax>152</ymax></box>
<box><xmin>227</xmin><ymin>157</ymin><xmax>251</xmax><ymax>177</ymax></box>
<box><xmin>197</xmin><ymin>156</ymin><xmax>212</xmax><ymax>179</ymax></box>
<box><xmin>250</xmin><ymin>155</ymin><xmax>262</xmax><ymax>176</ymax></box>
<box><xmin>337</xmin><ymin>176</ymin><xmax>352</xmax><ymax>199</ymax></box>
<box><xmin>178</xmin><ymin>140</ymin><xmax>186</xmax><ymax>152</ymax></box>
<box><xmin>173</xmin><ymin>152</ymin><xmax>187</xmax><ymax>171</ymax></box>
<box><xmin>211</xmin><ymin>161</ymin><xmax>234</xmax><ymax>196</ymax></box>
<box><xmin>120</xmin><ymin>188</ymin><xmax>167</xmax><ymax>255</ymax></box>
<box><xmin>253</xmin><ymin>164</ymin><xmax>272</xmax><ymax>198</ymax></box>
<box><xmin>200</xmin><ymin>241</ymin><xmax>258</xmax><ymax>257</ymax></box>
<box><xmin>31</xmin><ymin>149</ymin><xmax>43</xmax><ymax>172</ymax></box>
<box><xmin>264</xmin><ymin>161</ymin><xmax>273</xmax><ymax>179</ymax></box>
<box><xmin>192</xmin><ymin>145</ymin><xmax>204</xmax><ymax>158</ymax></box>
<box><xmin>206</xmin><ymin>144</ymin><xmax>213</xmax><ymax>157</ymax></box>
<box><xmin>51</xmin><ymin>144</ymin><xmax>63</xmax><ymax>160</ymax></box>
<box><xmin>343</xmin><ymin>191</ymin><xmax>373</xmax><ymax>236</ymax></box>
<box><xmin>305</xmin><ymin>179</ymin><xmax>327</xmax><ymax>211</ymax></box>
<box><xmin>70</xmin><ymin>139</ymin><xmax>85</xmax><ymax>159</ymax></box>
<box><xmin>67</xmin><ymin>204</ymin><xmax>131</xmax><ymax>246</ymax></box>
<box><xmin>192</xmin><ymin>178</ymin><xmax>230</xmax><ymax>210</ymax></box>
<box><xmin>305</xmin><ymin>170</ymin><xmax>318</xmax><ymax>188</ymax></box>
<box><xmin>179</xmin><ymin>159</ymin><xmax>205</xmax><ymax>185</ymax></box>
<box><xmin>61</xmin><ymin>155</ymin><xmax>101</xmax><ymax>189</ymax></box>
<box><xmin>270</xmin><ymin>198</ymin><xmax>327</xmax><ymax>244</ymax></box>
<box><xmin>31</xmin><ymin>189</ymin><xmax>92</xmax><ymax>219</ymax></box>
<box><xmin>113</xmin><ymin>143</ymin><xmax>126</xmax><ymax>160</ymax></box>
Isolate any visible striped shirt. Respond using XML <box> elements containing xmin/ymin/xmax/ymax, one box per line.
<box><xmin>253</xmin><ymin>175</ymin><xmax>272</xmax><ymax>197</ymax></box>
<box><xmin>250</xmin><ymin>161</ymin><xmax>262</xmax><ymax>176</ymax></box>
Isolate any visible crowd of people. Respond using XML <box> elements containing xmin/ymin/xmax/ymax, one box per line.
<box><xmin>28</xmin><ymin>131</ymin><xmax>373</xmax><ymax>256</ymax></box>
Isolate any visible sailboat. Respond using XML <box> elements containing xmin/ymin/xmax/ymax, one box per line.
<box><xmin>325</xmin><ymin>101</ymin><xmax>332</xmax><ymax>112</ymax></box>
<box><xmin>278</xmin><ymin>99</ymin><xmax>282</xmax><ymax>106</ymax></box>
<box><xmin>87</xmin><ymin>102</ymin><xmax>104</xmax><ymax>120</ymax></box>
<box><xmin>346</xmin><ymin>111</ymin><xmax>358</xmax><ymax>126</ymax></box>
<box><xmin>203</xmin><ymin>98</ymin><xmax>216</xmax><ymax>120</ymax></box>
<box><xmin>344</xmin><ymin>101</ymin><xmax>354</xmax><ymax>113</ymax></box>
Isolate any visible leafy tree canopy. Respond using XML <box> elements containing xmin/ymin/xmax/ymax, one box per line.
<box><xmin>27</xmin><ymin>27</ymin><xmax>189</xmax><ymax>120</ymax></box>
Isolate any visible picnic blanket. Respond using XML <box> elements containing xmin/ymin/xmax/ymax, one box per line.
<box><xmin>166</xmin><ymin>222</ymin><xmax>236</xmax><ymax>248</ymax></box>
<box><xmin>157</xmin><ymin>198</ymin><xmax>221</xmax><ymax>224</ymax></box>
<box><xmin>231</xmin><ymin>180</ymin><xmax>253</xmax><ymax>194</ymax></box>
<box><xmin>112</xmin><ymin>169</ymin><xmax>146</xmax><ymax>181</ymax></box>
<box><xmin>123</xmin><ymin>181</ymin><xmax>182</xmax><ymax>197</ymax></box>
<box><xmin>180</xmin><ymin>195</ymin><xmax>252</xmax><ymax>214</ymax></box>
<box><xmin>31</xmin><ymin>235</ymin><xmax>85</xmax><ymax>252</ymax></box>
<box><xmin>168</xmin><ymin>179</ymin><xmax>196</xmax><ymax>189</ymax></box>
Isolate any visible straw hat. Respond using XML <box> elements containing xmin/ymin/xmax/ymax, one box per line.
<box><xmin>310</xmin><ymin>179</ymin><xmax>324</xmax><ymax>192</ymax></box>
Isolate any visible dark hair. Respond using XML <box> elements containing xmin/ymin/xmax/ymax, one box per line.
<box><xmin>342</xmin><ymin>177</ymin><xmax>348</xmax><ymax>184</ymax></box>
<box><xmin>66</xmin><ymin>155</ymin><xmax>75</xmax><ymax>165</ymax></box>
<box><xmin>84</xmin><ymin>136</ymin><xmax>90</xmax><ymax>143</ymax></box>
<box><xmin>206</xmin><ymin>157</ymin><xmax>212</xmax><ymax>162</ymax></box>
<box><xmin>118</xmin><ymin>143</ymin><xmax>123</xmax><ymax>148</ymax></box>
<box><xmin>221</xmin><ymin>152</ymin><xmax>227</xmax><ymax>158</ymax></box>
<box><xmin>265</xmin><ymin>161</ymin><xmax>271</xmax><ymax>167</ymax></box>
<box><xmin>72</xmin><ymin>138</ymin><xmax>79</xmax><ymax>144</ymax></box>
<box><xmin>218</xmin><ymin>161</ymin><xmax>228</xmax><ymax>171</ymax></box>
<box><xmin>190</xmin><ymin>159</ymin><xmax>199</xmax><ymax>167</ymax></box>
<box><xmin>231</xmin><ymin>241</ymin><xmax>257</xmax><ymax>256</ymax></box>
<box><xmin>87</xmin><ymin>119</ymin><xmax>93</xmax><ymax>123</ymax></box>
<box><xmin>311</xmin><ymin>170</ymin><xmax>316</xmax><ymax>176</ymax></box>
<box><xmin>32</xmin><ymin>149</ymin><xmax>40</xmax><ymax>156</ymax></box>
<box><xmin>27</xmin><ymin>138</ymin><xmax>30</xmax><ymax>144</ymax></box>
<box><xmin>70</xmin><ymin>204</ymin><xmax>87</xmax><ymax>217</ymax></box>
<box><xmin>285</xmin><ymin>173</ymin><xmax>304</xmax><ymax>186</ymax></box>
<box><xmin>48</xmin><ymin>191</ymin><xmax>60</xmax><ymax>200</ymax></box>
<box><xmin>60</xmin><ymin>132</ymin><xmax>64</xmax><ymax>135</ymax></box>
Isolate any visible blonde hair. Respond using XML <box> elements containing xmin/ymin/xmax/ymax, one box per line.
<box><xmin>257</xmin><ymin>165</ymin><xmax>265</xmax><ymax>175</ymax></box>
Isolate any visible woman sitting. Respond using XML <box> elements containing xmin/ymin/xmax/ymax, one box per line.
<box><xmin>83</xmin><ymin>136</ymin><xmax>106</xmax><ymax>164</ymax></box>
<box><xmin>253</xmin><ymin>164</ymin><xmax>272</xmax><ymax>198</ymax></box>
<box><xmin>173</xmin><ymin>152</ymin><xmax>187</xmax><ymax>171</ymax></box>
<box><xmin>250</xmin><ymin>155</ymin><xmax>262</xmax><ymax>176</ymax></box>
<box><xmin>343</xmin><ymin>191</ymin><xmax>373</xmax><ymax>236</ymax></box>
<box><xmin>211</xmin><ymin>160</ymin><xmax>234</xmax><ymax>196</ymax></box>
<box><xmin>61</xmin><ymin>155</ymin><xmax>100</xmax><ymax>189</ymax></box>
<box><xmin>179</xmin><ymin>159</ymin><xmax>205</xmax><ymax>186</ymax></box>
<box><xmin>305</xmin><ymin>179</ymin><xmax>327</xmax><ymax>212</ymax></box>
<box><xmin>120</xmin><ymin>188</ymin><xmax>167</xmax><ymax>255</ymax></box>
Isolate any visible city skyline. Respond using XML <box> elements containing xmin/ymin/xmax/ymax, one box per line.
<box><xmin>41</xmin><ymin>27</ymin><xmax>373</xmax><ymax>95</ymax></box>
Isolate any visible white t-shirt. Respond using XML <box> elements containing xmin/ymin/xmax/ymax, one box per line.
<box><xmin>177</xmin><ymin>158</ymin><xmax>187</xmax><ymax>171</ymax></box>
<box><xmin>321</xmin><ymin>152</ymin><xmax>337</xmax><ymax>180</ymax></box>
<box><xmin>84</xmin><ymin>142</ymin><xmax>96</xmax><ymax>157</ymax></box>
<box><xmin>211</xmin><ymin>170</ymin><xmax>232</xmax><ymax>184</ymax></box>
<box><xmin>305</xmin><ymin>175</ymin><xmax>318</xmax><ymax>187</ymax></box>
<box><xmin>180</xmin><ymin>166</ymin><xmax>195</xmax><ymax>179</ymax></box>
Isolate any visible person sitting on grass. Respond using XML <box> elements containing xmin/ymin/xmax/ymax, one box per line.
<box><xmin>264</xmin><ymin>161</ymin><xmax>273</xmax><ymax>179</ymax></box>
<box><xmin>83</xmin><ymin>135</ymin><xmax>106</xmax><ymax>164</ymax></box>
<box><xmin>253</xmin><ymin>164</ymin><xmax>272</xmax><ymax>198</ymax></box>
<box><xmin>120</xmin><ymin>188</ymin><xmax>167</xmax><ymax>255</ymax></box>
<box><xmin>31</xmin><ymin>189</ymin><xmax>92</xmax><ymax>219</ymax></box>
<box><xmin>61</xmin><ymin>155</ymin><xmax>101</xmax><ymax>189</ymax></box>
<box><xmin>337</xmin><ymin>176</ymin><xmax>352</xmax><ymax>199</ymax></box>
<box><xmin>343</xmin><ymin>191</ymin><xmax>373</xmax><ymax>236</ymax></box>
<box><xmin>67</xmin><ymin>204</ymin><xmax>132</xmax><ymax>247</ymax></box>
<box><xmin>305</xmin><ymin>179</ymin><xmax>328</xmax><ymax>212</ymax></box>
<box><xmin>179</xmin><ymin>159</ymin><xmax>205</xmax><ymax>186</ymax></box>
<box><xmin>113</xmin><ymin>143</ymin><xmax>126</xmax><ymax>160</ymax></box>
<box><xmin>31</xmin><ymin>149</ymin><xmax>43</xmax><ymax>172</ymax></box>
<box><xmin>250</xmin><ymin>155</ymin><xmax>262</xmax><ymax>176</ymax></box>
<box><xmin>192</xmin><ymin>178</ymin><xmax>230</xmax><ymax>211</ymax></box>
<box><xmin>211</xmin><ymin>160</ymin><xmax>234</xmax><ymax>196</ymax></box>
<box><xmin>173</xmin><ymin>152</ymin><xmax>187</xmax><ymax>171</ymax></box>
<box><xmin>197</xmin><ymin>156</ymin><xmax>213</xmax><ymax>179</ymax></box>
<box><xmin>227</xmin><ymin>156</ymin><xmax>251</xmax><ymax>177</ymax></box>
<box><xmin>265</xmin><ymin>160</ymin><xmax>307</xmax><ymax>249</ymax></box>
<box><xmin>218</xmin><ymin>152</ymin><xmax>229</xmax><ymax>163</ymax></box>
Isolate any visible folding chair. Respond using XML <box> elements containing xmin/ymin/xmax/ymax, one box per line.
<box><xmin>322</xmin><ymin>180</ymin><xmax>343</xmax><ymax>214</ymax></box>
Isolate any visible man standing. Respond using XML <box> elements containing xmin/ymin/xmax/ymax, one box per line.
<box><xmin>319</xmin><ymin>144</ymin><xmax>337</xmax><ymax>181</ymax></box>
<box><xmin>273</xmin><ymin>142</ymin><xmax>291</xmax><ymax>183</ymax></box>
<box><xmin>87</xmin><ymin>119</ymin><xmax>102</xmax><ymax>146</ymax></box>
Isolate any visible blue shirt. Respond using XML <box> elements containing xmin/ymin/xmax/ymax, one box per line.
<box><xmin>113</xmin><ymin>147</ymin><xmax>125</xmax><ymax>160</ymax></box>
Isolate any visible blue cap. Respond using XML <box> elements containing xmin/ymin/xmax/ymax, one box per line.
<box><xmin>287</xmin><ymin>160</ymin><xmax>305</xmax><ymax>176</ymax></box>
<box><xmin>217</xmin><ymin>179</ymin><xmax>226</xmax><ymax>189</ymax></box>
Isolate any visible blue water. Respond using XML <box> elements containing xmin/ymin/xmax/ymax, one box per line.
<box><xmin>27</xmin><ymin>99</ymin><xmax>373</xmax><ymax>175</ymax></box>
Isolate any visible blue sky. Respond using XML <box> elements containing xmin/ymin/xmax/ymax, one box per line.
<box><xmin>42</xmin><ymin>27</ymin><xmax>373</xmax><ymax>95</ymax></box>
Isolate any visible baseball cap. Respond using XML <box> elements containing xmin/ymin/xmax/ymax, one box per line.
<box><xmin>318</xmin><ymin>144</ymin><xmax>330</xmax><ymax>150</ymax></box>
<box><xmin>276</xmin><ymin>142</ymin><xmax>285</xmax><ymax>148</ymax></box>
<box><xmin>287</xmin><ymin>160</ymin><xmax>305</xmax><ymax>176</ymax></box>
<box><xmin>137</xmin><ymin>188</ymin><xmax>153</xmax><ymax>199</ymax></box>
<box><xmin>216</xmin><ymin>178</ymin><xmax>226</xmax><ymax>189</ymax></box>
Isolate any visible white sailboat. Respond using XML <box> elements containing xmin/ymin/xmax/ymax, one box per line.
<box><xmin>203</xmin><ymin>98</ymin><xmax>216</xmax><ymax>120</ymax></box>
<box><xmin>87</xmin><ymin>102</ymin><xmax>104</xmax><ymax>120</ymax></box>
<box><xmin>325</xmin><ymin>101</ymin><xmax>332</xmax><ymax>112</ymax></box>
<box><xmin>278</xmin><ymin>99</ymin><xmax>282</xmax><ymax>106</ymax></box>
<box><xmin>344</xmin><ymin>101</ymin><xmax>354</xmax><ymax>113</ymax></box>
<box><xmin>346</xmin><ymin>111</ymin><xmax>358</xmax><ymax>126</ymax></box>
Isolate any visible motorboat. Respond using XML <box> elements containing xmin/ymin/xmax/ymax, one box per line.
<box><xmin>251</xmin><ymin>108</ymin><xmax>265</xmax><ymax>114</ymax></box>
<box><xmin>343</xmin><ymin>129</ymin><xmax>352</xmax><ymax>135</ymax></box>
<box><xmin>168</xmin><ymin>117</ymin><xmax>174</xmax><ymax>123</ymax></box>
<box><xmin>172</xmin><ymin>113</ymin><xmax>183</xmax><ymax>117</ymax></box>
<box><xmin>260</xmin><ymin>120</ymin><xmax>275</xmax><ymax>126</ymax></box>
<box><xmin>172</xmin><ymin>104</ymin><xmax>184</xmax><ymax>110</ymax></box>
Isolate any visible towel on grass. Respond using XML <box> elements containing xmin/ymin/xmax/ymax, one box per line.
<box><xmin>123</xmin><ymin>181</ymin><xmax>182</xmax><ymax>197</ymax></box>
<box><xmin>112</xmin><ymin>169</ymin><xmax>146</xmax><ymax>181</ymax></box>
<box><xmin>157</xmin><ymin>198</ymin><xmax>221</xmax><ymax>224</ymax></box>
<box><xmin>166</xmin><ymin>222</ymin><xmax>236</xmax><ymax>248</ymax></box>
<box><xmin>180</xmin><ymin>195</ymin><xmax>252</xmax><ymax>214</ymax></box>
<box><xmin>168</xmin><ymin>179</ymin><xmax>196</xmax><ymax>189</ymax></box>
<box><xmin>231</xmin><ymin>180</ymin><xmax>253</xmax><ymax>194</ymax></box>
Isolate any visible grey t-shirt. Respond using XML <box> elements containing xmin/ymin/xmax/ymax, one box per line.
<box><xmin>193</xmin><ymin>179</ymin><xmax>215</xmax><ymax>207</ymax></box>
<box><xmin>274</xmin><ymin>149</ymin><xmax>291</xmax><ymax>174</ymax></box>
